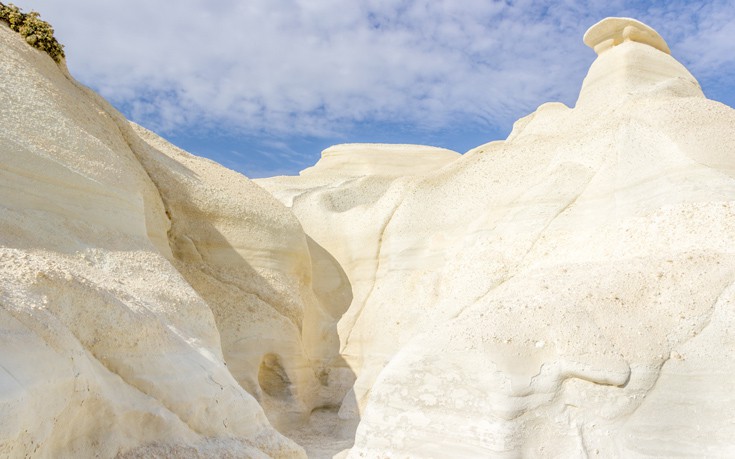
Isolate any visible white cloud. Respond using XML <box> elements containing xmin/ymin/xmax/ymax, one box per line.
<box><xmin>664</xmin><ymin>0</ymin><xmax>735</xmax><ymax>78</ymax></box>
<box><xmin>12</xmin><ymin>0</ymin><xmax>735</xmax><ymax>143</ymax></box>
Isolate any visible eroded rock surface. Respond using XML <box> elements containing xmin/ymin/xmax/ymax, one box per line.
<box><xmin>261</xmin><ymin>17</ymin><xmax>735</xmax><ymax>458</ymax></box>
<box><xmin>0</xmin><ymin>21</ymin><xmax>349</xmax><ymax>458</ymax></box>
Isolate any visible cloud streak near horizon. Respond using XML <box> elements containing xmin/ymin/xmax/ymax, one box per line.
<box><xmin>13</xmin><ymin>0</ymin><xmax>735</xmax><ymax>176</ymax></box>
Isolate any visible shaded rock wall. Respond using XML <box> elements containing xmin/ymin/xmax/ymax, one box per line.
<box><xmin>0</xmin><ymin>21</ymin><xmax>351</xmax><ymax>458</ymax></box>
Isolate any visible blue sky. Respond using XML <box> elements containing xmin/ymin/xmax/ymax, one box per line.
<box><xmin>12</xmin><ymin>0</ymin><xmax>735</xmax><ymax>177</ymax></box>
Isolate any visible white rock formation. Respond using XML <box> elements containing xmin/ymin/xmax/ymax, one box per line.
<box><xmin>0</xmin><ymin>20</ymin><xmax>348</xmax><ymax>458</ymax></box>
<box><xmin>299</xmin><ymin>143</ymin><xmax>459</xmax><ymax>178</ymax></box>
<box><xmin>261</xmin><ymin>17</ymin><xmax>735</xmax><ymax>457</ymax></box>
<box><xmin>2</xmin><ymin>14</ymin><xmax>735</xmax><ymax>459</ymax></box>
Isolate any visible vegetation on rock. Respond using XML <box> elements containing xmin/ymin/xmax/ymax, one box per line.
<box><xmin>0</xmin><ymin>2</ymin><xmax>64</xmax><ymax>62</ymax></box>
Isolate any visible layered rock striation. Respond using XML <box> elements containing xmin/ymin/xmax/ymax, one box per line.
<box><xmin>0</xmin><ymin>19</ymin><xmax>349</xmax><ymax>458</ymax></box>
<box><xmin>261</xmin><ymin>17</ymin><xmax>735</xmax><ymax>457</ymax></box>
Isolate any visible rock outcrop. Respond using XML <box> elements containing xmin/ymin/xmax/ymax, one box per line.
<box><xmin>0</xmin><ymin>20</ymin><xmax>350</xmax><ymax>458</ymax></box>
<box><xmin>2</xmin><ymin>14</ymin><xmax>735</xmax><ymax>459</ymax></box>
<box><xmin>261</xmin><ymin>17</ymin><xmax>735</xmax><ymax>457</ymax></box>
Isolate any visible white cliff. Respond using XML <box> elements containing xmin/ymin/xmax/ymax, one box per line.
<box><xmin>0</xmin><ymin>19</ymin><xmax>349</xmax><ymax>458</ymax></box>
<box><xmin>261</xmin><ymin>17</ymin><xmax>735</xmax><ymax>457</ymax></box>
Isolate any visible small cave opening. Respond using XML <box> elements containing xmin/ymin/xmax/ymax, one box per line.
<box><xmin>258</xmin><ymin>353</ymin><xmax>292</xmax><ymax>398</ymax></box>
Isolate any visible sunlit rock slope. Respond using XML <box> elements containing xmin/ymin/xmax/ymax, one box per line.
<box><xmin>259</xmin><ymin>17</ymin><xmax>735</xmax><ymax>458</ymax></box>
<box><xmin>0</xmin><ymin>20</ymin><xmax>352</xmax><ymax>458</ymax></box>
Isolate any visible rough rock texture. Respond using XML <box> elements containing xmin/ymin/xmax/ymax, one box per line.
<box><xmin>2</xmin><ymin>15</ymin><xmax>735</xmax><ymax>458</ymax></box>
<box><xmin>0</xmin><ymin>20</ymin><xmax>351</xmax><ymax>458</ymax></box>
<box><xmin>260</xmin><ymin>17</ymin><xmax>735</xmax><ymax>457</ymax></box>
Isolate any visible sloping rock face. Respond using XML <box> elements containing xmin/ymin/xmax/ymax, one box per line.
<box><xmin>260</xmin><ymin>18</ymin><xmax>735</xmax><ymax>457</ymax></box>
<box><xmin>0</xmin><ymin>21</ymin><xmax>352</xmax><ymax>458</ymax></box>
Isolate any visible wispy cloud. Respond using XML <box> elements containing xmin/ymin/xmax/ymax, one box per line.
<box><xmin>12</xmin><ymin>0</ymin><xmax>735</xmax><ymax>175</ymax></box>
<box><xmin>663</xmin><ymin>0</ymin><xmax>735</xmax><ymax>78</ymax></box>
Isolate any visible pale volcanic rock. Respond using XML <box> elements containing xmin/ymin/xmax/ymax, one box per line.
<box><xmin>299</xmin><ymin>143</ymin><xmax>459</xmax><ymax>178</ymax></box>
<box><xmin>257</xmin><ymin>143</ymin><xmax>460</xmax><ymax>419</ymax></box>
<box><xmin>127</xmin><ymin>123</ymin><xmax>352</xmax><ymax>432</ymax></box>
<box><xmin>261</xmin><ymin>17</ymin><xmax>735</xmax><ymax>458</ymax></box>
<box><xmin>576</xmin><ymin>18</ymin><xmax>702</xmax><ymax>108</ymax></box>
<box><xmin>0</xmin><ymin>22</ymin><xmax>318</xmax><ymax>458</ymax></box>
<box><xmin>583</xmin><ymin>17</ymin><xmax>671</xmax><ymax>55</ymax></box>
<box><xmin>344</xmin><ymin>19</ymin><xmax>735</xmax><ymax>458</ymax></box>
